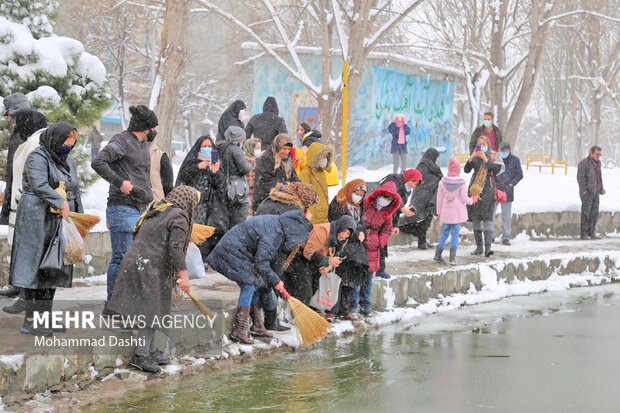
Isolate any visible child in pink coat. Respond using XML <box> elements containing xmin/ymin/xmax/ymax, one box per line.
<box><xmin>434</xmin><ymin>159</ymin><xmax>478</xmax><ymax>264</ymax></box>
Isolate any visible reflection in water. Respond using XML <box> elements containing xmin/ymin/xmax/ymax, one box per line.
<box><xmin>91</xmin><ymin>285</ymin><xmax>620</xmax><ymax>413</ymax></box>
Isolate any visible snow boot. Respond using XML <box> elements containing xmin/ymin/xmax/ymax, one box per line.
<box><xmin>471</xmin><ymin>230</ymin><xmax>484</xmax><ymax>255</ymax></box>
<box><xmin>129</xmin><ymin>355</ymin><xmax>161</xmax><ymax>373</ymax></box>
<box><xmin>484</xmin><ymin>230</ymin><xmax>494</xmax><ymax>257</ymax></box>
<box><xmin>433</xmin><ymin>248</ymin><xmax>445</xmax><ymax>263</ymax></box>
<box><xmin>449</xmin><ymin>248</ymin><xmax>457</xmax><ymax>265</ymax></box>
<box><xmin>249</xmin><ymin>305</ymin><xmax>273</xmax><ymax>338</ymax></box>
<box><xmin>264</xmin><ymin>309</ymin><xmax>290</xmax><ymax>331</ymax></box>
<box><xmin>150</xmin><ymin>350</ymin><xmax>171</xmax><ymax>365</ymax></box>
<box><xmin>230</xmin><ymin>307</ymin><xmax>254</xmax><ymax>344</ymax></box>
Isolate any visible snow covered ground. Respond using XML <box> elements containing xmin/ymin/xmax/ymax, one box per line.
<box><xmin>81</xmin><ymin>162</ymin><xmax>620</xmax><ymax>233</ymax></box>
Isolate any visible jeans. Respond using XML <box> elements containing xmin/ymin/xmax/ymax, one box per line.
<box><xmin>106</xmin><ymin>205</ymin><xmax>142</xmax><ymax>300</ymax></box>
<box><xmin>392</xmin><ymin>152</ymin><xmax>407</xmax><ymax>174</ymax></box>
<box><xmin>360</xmin><ymin>272</ymin><xmax>373</xmax><ymax>312</ymax></box>
<box><xmin>437</xmin><ymin>224</ymin><xmax>461</xmax><ymax>250</ymax></box>
<box><xmin>500</xmin><ymin>202</ymin><xmax>512</xmax><ymax>241</ymax></box>
<box><xmin>238</xmin><ymin>283</ymin><xmax>259</xmax><ymax>307</ymax></box>
<box><xmin>580</xmin><ymin>193</ymin><xmax>599</xmax><ymax>237</ymax></box>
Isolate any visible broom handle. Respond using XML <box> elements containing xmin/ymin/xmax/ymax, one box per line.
<box><xmin>280</xmin><ymin>287</ymin><xmax>291</xmax><ymax>301</ymax></box>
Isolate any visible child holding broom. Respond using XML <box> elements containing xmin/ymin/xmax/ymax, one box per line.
<box><xmin>207</xmin><ymin>209</ymin><xmax>312</xmax><ymax>344</ymax></box>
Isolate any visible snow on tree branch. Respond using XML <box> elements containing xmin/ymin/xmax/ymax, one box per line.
<box><xmin>364</xmin><ymin>0</ymin><xmax>426</xmax><ymax>49</ymax></box>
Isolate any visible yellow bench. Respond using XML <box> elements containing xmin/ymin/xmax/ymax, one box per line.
<box><xmin>526</xmin><ymin>154</ymin><xmax>568</xmax><ymax>175</ymax></box>
<box><xmin>456</xmin><ymin>153</ymin><xmax>470</xmax><ymax>165</ymax></box>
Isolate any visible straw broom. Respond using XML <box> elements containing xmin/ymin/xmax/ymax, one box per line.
<box><xmin>176</xmin><ymin>280</ymin><xmax>216</xmax><ymax>319</ymax></box>
<box><xmin>191</xmin><ymin>224</ymin><xmax>216</xmax><ymax>245</ymax></box>
<box><xmin>51</xmin><ymin>181</ymin><xmax>101</xmax><ymax>238</ymax></box>
<box><xmin>280</xmin><ymin>287</ymin><xmax>330</xmax><ymax>345</ymax></box>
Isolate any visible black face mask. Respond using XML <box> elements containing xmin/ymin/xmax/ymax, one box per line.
<box><xmin>146</xmin><ymin>129</ymin><xmax>157</xmax><ymax>142</ymax></box>
<box><xmin>55</xmin><ymin>145</ymin><xmax>73</xmax><ymax>159</ymax></box>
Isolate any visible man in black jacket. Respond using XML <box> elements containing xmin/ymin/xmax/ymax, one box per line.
<box><xmin>577</xmin><ymin>146</ymin><xmax>605</xmax><ymax>240</ymax></box>
<box><xmin>92</xmin><ymin>105</ymin><xmax>157</xmax><ymax>301</ymax></box>
<box><xmin>245</xmin><ymin>97</ymin><xmax>287</xmax><ymax>151</ymax></box>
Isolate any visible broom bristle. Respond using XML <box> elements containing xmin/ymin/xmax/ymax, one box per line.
<box><xmin>192</xmin><ymin>224</ymin><xmax>216</xmax><ymax>245</ymax></box>
<box><xmin>69</xmin><ymin>212</ymin><xmax>101</xmax><ymax>239</ymax></box>
<box><xmin>287</xmin><ymin>296</ymin><xmax>330</xmax><ymax>345</ymax></box>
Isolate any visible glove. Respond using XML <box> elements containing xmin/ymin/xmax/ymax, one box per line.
<box><xmin>472</xmin><ymin>195</ymin><xmax>479</xmax><ymax>203</ymax></box>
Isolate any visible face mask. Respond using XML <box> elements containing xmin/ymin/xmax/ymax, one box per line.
<box><xmin>146</xmin><ymin>129</ymin><xmax>157</xmax><ymax>142</ymax></box>
<box><xmin>253</xmin><ymin>149</ymin><xmax>262</xmax><ymax>158</ymax></box>
<box><xmin>500</xmin><ymin>151</ymin><xmax>509</xmax><ymax>159</ymax></box>
<box><xmin>377</xmin><ymin>197</ymin><xmax>392</xmax><ymax>208</ymax></box>
<box><xmin>480</xmin><ymin>146</ymin><xmax>488</xmax><ymax>153</ymax></box>
<box><xmin>483</xmin><ymin>120</ymin><xmax>492</xmax><ymax>128</ymax></box>
<box><xmin>200</xmin><ymin>147</ymin><xmax>212</xmax><ymax>157</ymax></box>
<box><xmin>319</xmin><ymin>158</ymin><xmax>328</xmax><ymax>168</ymax></box>
<box><xmin>239</xmin><ymin>110</ymin><xmax>247</xmax><ymax>121</ymax></box>
<box><xmin>351</xmin><ymin>193</ymin><xmax>363</xmax><ymax>204</ymax></box>
<box><xmin>55</xmin><ymin>145</ymin><xmax>73</xmax><ymax>157</ymax></box>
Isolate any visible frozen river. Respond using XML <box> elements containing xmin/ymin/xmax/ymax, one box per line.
<box><xmin>93</xmin><ymin>283</ymin><xmax>620</xmax><ymax>412</ymax></box>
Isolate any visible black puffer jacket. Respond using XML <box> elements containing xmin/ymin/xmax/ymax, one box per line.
<box><xmin>245</xmin><ymin>97</ymin><xmax>287</xmax><ymax>150</ymax></box>
<box><xmin>409</xmin><ymin>148</ymin><xmax>443</xmax><ymax>219</ymax></box>
<box><xmin>217</xmin><ymin>100</ymin><xmax>245</xmax><ymax>142</ymax></box>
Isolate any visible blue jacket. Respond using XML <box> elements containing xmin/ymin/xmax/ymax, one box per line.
<box><xmin>496</xmin><ymin>154</ymin><xmax>523</xmax><ymax>203</ymax></box>
<box><xmin>388</xmin><ymin>122</ymin><xmax>411</xmax><ymax>153</ymax></box>
<box><xmin>206</xmin><ymin>210</ymin><xmax>311</xmax><ymax>287</ymax></box>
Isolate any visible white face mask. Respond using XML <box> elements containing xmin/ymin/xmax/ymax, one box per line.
<box><xmin>351</xmin><ymin>193</ymin><xmax>363</xmax><ymax>204</ymax></box>
<box><xmin>253</xmin><ymin>149</ymin><xmax>262</xmax><ymax>158</ymax></box>
<box><xmin>319</xmin><ymin>158</ymin><xmax>328</xmax><ymax>168</ymax></box>
<box><xmin>377</xmin><ymin>197</ymin><xmax>392</xmax><ymax>208</ymax></box>
<box><xmin>239</xmin><ymin>109</ymin><xmax>247</xmax><ymax>121</ymax></box>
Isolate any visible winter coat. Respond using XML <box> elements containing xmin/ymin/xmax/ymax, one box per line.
<box><xmin>206</xmin><ymin>210</ymin><xmax>311</xmax><ymax>288</ymax></box>
<box><xmin>577</xmin><ymin>157</ymin><xmax>604</xmax><ymax>197</ymax></box>
<box><xmin>388</xmin><ymin>122</ymin><xmax>411</xmax><ymax>153</ymax></box>
<box><xmin>217</xmin><ymin>100</ymin><xmax>246</xmax><ymax>142</ymax></box>
<box><xmin>436</xmin><ymin>177</ymin><xmax>474</xmax><ymax>224</ymax></box>
<box><xmin>328</xmin><ymin>197</ymin><xmax>369</xmax><ymax>285</ymax></box>
<box><xmin>465</xmin><ymin>157</ymin><xmax>502</xmax><ymax>222</ymax></box>
<box><xmin>496</xmin><ymin>154</ymin><xmax>523</xmax><ymax>203</ymax></box>
<box><xmin>9</xmin><ymin>126</ymin><xmax>83</xmax><ymax>290</ymax></box>
<box><xmin>376</xmin><ymin>173</ymin><xmax>408</xmax><ymax>227</ymax></box>
<box><xmin>293</xmin><ymin>130</ymin><xmax>321</xmax><ymax>175</ymax></box>
<box><xmin>91</xmin><ymin>130</ymin><xmax>152</xmax><ymax>211</ymax></box>
<box><xmin>253</xmin><ymin>150</ymin><xmax>300</xmax><ymax>213</ymax></box>
<box><xmin>363</xmin><ymin>187</ymin><xmax>400</xmax><ymax>272</ymax></box>
<box><xmin>176</xmin><ymin>136</ymin><xmax>227</xmax><ymax>228</ymax></box>
<box><xmin>409</xmin><ymin>148</ymin><xmax>443</xmax><ymax>220</ymax></box>
<box><xmin>245</xmin><ymin>97</ymin><xmax>287</xmax><ymax>150</ymax></box>
<box><xmin>298</xmin><ymin>143</ymin><xmax>335</xmax><ymax>224</ymax></box>
<box><xmin>106</xmin><ymin>207</ymin><xmax>189</xmax><ymax>326</ymax></box>
<box><xmin>469</xmin><ymin>125</ymin><xmax>503</xmax><ymax>153</ymax></box>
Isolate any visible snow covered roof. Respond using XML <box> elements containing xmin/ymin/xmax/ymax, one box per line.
<box><xmin>241</xmin><ymin>42</ymin><xmax>464</xmax><ymax>80</ymax></box>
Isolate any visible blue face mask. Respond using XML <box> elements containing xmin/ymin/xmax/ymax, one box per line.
<box><xmin>55</xmin><ymin>145</ymin><xmax>73</xmax><ymax>158</ymax></box>
<box><xmin>500</xmin><ymin>151</ymin><xmax>509</xmax><ymax>159</ymax></box>
<box><xmin>200</xmin><ymin>147</ymin><xmax>212</xmax><ymax>157</ymax></box>
<box><xmin>483</xmin><ymin>120</ymin><xmax>492</xmax><ymax>128</ymax></box>
<box><xmin>480</xmin><ymin>146</ymin><xmax>488</xmax><ymax>153</ymax></box>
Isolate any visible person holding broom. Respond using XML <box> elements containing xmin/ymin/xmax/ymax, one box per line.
<box><xmin>106</xmin><ymin>186</ymin><xmax>199</xmax><ymax>373</ymax></box>
<box><xmin>207</xmin><ymin>209</ymin><xmax>312</xmax><ymax>344</ymax></box>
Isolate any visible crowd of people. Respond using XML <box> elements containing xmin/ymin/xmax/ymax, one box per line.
<box><xmin>0</xmin><ymin>94</ymin><xmax>606</xmax><ymax>374</ymax></box>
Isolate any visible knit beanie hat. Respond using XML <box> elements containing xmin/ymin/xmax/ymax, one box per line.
<box><xmin>499</xmin><ymin>141</ymin><xmax>511</xmax><ymax>151</ymax></box>
<box><xmin>403</xmin><ymin>168</ymin><xmax>422</xmax><ymax>183</ymax></box>
<box><xmin>448</xmin><ymin>158</ymin><xmax>461</xmax><ymax>177</ymax></box>
<box><xmin>127</xmin><ymin>105</ymin><xmax>158</xmax><ymax>132</ymax></box>
<box><xmin>3</xmin><ymin>92</ymin><xmax>30</xmax><ymax>116</ymax></box>
<box><xmin>225</xmin><ymin>125</ymin><xmax>246</xmax><ymax>144</ymax></box>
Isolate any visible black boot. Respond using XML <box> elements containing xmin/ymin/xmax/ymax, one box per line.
<box><xmin>264</xmin><ymin>309</ymin><xmax>290</xmax><ymax>332</ymax></box>
<box><xmin>484</xmin><ymin>230</ymin><xmax>494</xmax><ymax>257</ymax></box>
<box><xmin>449</xmin><ymin>248</ymin><xmax>457</xmax><ymax>265</ymax></box>
<box><xmin>417</xmin><ymin>233</ymin><xmax>429</xmax><ymax>250</ymax></box>
<box><xmin>129</xmin><ymin>354</ymin><xmax>161</xmax><ymax>373</ymax></box>
<box><xmin>433</xmin><ymin>248</ymin><xmax>445</xmax><ymax>263</ymax></box>
<box><xmin>471</xmin><ymin>230</ymin><xmax>484</xmax><ymax>255</ymax></box>
<box><xmin>0</xmin><ymin>286</ymin><xmax>19</xmax><ymax>297</ymax></box>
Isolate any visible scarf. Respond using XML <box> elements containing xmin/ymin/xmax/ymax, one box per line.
<box><xmin>394</xmin><ymin>115</ymin><xmax>406</xmax><ymax>145</ymax></box>
<box><xmin>272</xmin><ymin>133</ymin><xmax>294</xmax><ymax>177</ymax></box>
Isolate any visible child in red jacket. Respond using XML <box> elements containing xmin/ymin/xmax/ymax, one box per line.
<box><xmin>359</xmin><ymin>185</ymin><xmax>401</xmax><ymax>315</ymax></box>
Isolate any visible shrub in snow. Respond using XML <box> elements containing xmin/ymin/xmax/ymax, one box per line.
<box><xmin>0</xmin><ymin>0</ymin><xmax>109</xmax><ymax>188</ymax></box>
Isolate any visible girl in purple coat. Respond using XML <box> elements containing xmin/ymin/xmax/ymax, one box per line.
<box><xmin>433</xmin><ymin>159</ymin><xmax>478</xmax><ymax>265</ymax></box>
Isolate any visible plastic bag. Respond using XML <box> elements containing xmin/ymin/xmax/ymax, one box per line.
<box><xmin>61</xmin><ymin>217</ymin><xmax>85</xmax><ymax>265</ymax></box>
<box><xmin>186</xmin><ymin>242</ymin><xmax>206</xmax><ymax>279</ymax></box>
<box><xmin>309</xmin><ymin>271</ymin><xmax>341</xmax><ymax>311</ymax></box>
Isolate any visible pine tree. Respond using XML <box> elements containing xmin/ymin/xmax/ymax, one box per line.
<box><xmin>0</xmin><ymin>0</ymin><xmax>109</xmax><ymax>189</ymax></box>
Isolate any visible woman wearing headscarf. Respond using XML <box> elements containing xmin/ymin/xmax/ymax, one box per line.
<box><xmin>302</xmin><ymin>215</ymin><xmax>357</xmax><ymax>322</ymax></box>
<box><xmin>465</xmin><ymin>135</ymin><xmax>503</xmax><ymax>257</ymax></box>
<box><xmin>106</xmin><ymin>186</ymin><xmax>199</xmax><ymax>373</ymax></box>
<box><xmin>9</xmin><ymin>122</ymin><xmax>82</xmax><ymax>336</ymax></box>
<box><xmin>388</xmin><ymin>114</ymin><xmax>411</xmax><ymax>174</ymax></box>
<box><xmin>217</xmin><ymin>100</ymin><xmax>246</xmax><ymax>142</ymax></box>
<box><xmin>175</xmin><ymin>135</ymin><xmax>225</xmax><ymax>260</ymax></box>
<box><xmin>298</xmin><ymin>142</ymin><xmax>335</xmax><ymax>224</ymax></box>
<box><xmin>328</xmin><ymin>179</ymin><xmax>369</xmax><ymax>319</ymax></box>
<box><xmin>253</xmin><ymin>133</ymin><xmax>300</xmax><ymax>213</ymax></box>
<box><xmin>400</xmin><ymin>148</ymin><xmax>444</xmax><ymax>250</ymax></box>
<box><xmin>242</xmin><ymin>137</ymin><xmax>262</xmax><ymax>214</ymax></box>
